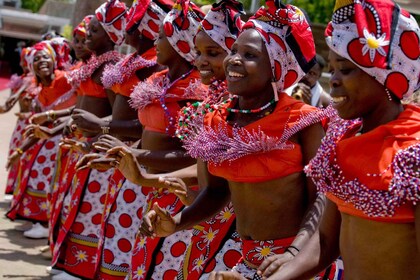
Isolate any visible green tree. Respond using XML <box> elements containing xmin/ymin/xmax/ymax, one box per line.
<box><xmin>21</xmin><ymin>0</ymin><xmax>46</xmax><ymax>12</ymax></box>
<box><xmin>290</xmin><ymin>0</ymin><xmax>334</xmax><ymax>24</ymax></box>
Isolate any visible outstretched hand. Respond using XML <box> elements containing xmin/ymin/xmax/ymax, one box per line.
<box><xmin>138</xmin><ymin>202</ymin><xmax>177</xmax><ymax>238</ymax></box>
<box><xmin>93</xmin><ymin>134</ymin><xmax>127</xmax><ymax>152</ymax></box>
<box><xmin>158</xmin><ymin>177</ymin><xmax>198</xmax><ymax>206</ymax></box>
<box><xmin>60</xmin><ymin>138</ymin><xmax>91</xmax><ymax>154</ymax></box>
<box><xmin>75</xmin><ymin>153</ymin><xmax>103</xmax><ymax>170</ymax></box>
<box><xmin>106</xmin><ymin>146</ymin><xmax>143</xmax><ymax>184</ymax></box>
<box><xmin>71</xmin><ymin>108</ymin><xmax>104</xmax><ymax>134</ymax></box>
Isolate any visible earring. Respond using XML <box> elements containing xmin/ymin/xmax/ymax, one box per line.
<box><xmin>385</xmin><ymin>88</ymin><xmax>393</xmax><ymax>101</ymax></box>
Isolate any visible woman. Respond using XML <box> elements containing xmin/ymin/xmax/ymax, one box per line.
<box><xmin>138</xmin><ymin>1</ymin><xmax>340</xmax><ymax>279</ymax></box>
<box><xmin>2</xmin><ymin>47</ymin><xmax>35</xmax><ymax>196</ymax></box>
<box><xmin>107</xmin><ymin>1</ymin><xmax>206</xmax><ymax>278</ymax></box>
<box><xmin>6</xmin><ymin>40</ymin><xmax>75</xmax><ymax>239</ymax></box>
<box><xmin>262</xmin><ymin>0</ymin><xmax>419</xmax><ymax>279</ymax></box>
<box><xmin>50</xmin><ymin>1</ymin><xmax>126</xmax><ymax>279</ymax></box>
<box><xmin>81</xmin><ymin>0</ymin><xmax>167</xmax><ymax>278</ymax></box>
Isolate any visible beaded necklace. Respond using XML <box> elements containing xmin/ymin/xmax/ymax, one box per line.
<box><xmin>160</xmin><ymin>68</ymin><xmax>194</xmax><ymax>135</ymax></box>
<box><xmin>101</xmin><ymin>52</ymin><xmax>157</xmax><ymax>88</ymax></box>
<box><xmin>227</xmin><ymin>96</ymin><xmax>276</xmax><ymax>114</ymax></box>
<box><xmin>66</xmin><ymin>50</ymin><xmax>123</xmax><ymax>86</ymax></box>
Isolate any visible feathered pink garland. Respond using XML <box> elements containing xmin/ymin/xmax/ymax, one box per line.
<box><xmin>66</xmin><ymin>50</ymin><xmax>123</xmax><ymax>87</ymax></box>
<box><xmin>129</xmin><ymin>75</ymin><xmax>207</xmax><ymax>110</ymax></box>
<box><xmin>101</xmin><ymin>52</ymin><xmax>156</xmax><ymax>89</ymax></box>
<box><xmin>182</xmin><ymin>104</ymin><xmax>336</xmax><ymax>165</ymax></box>
<box><xmin>305</xmin><ymin>113</ymin><xmax>420</xmax><ymax>217</ymax></box>
<box><xmin>7</xmin><ymin>74</ymin><xmax>23</xmax><ymax>91</ymax></box>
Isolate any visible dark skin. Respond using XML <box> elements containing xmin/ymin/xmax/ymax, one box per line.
<box><xmin>265</xmin><ymin>51</ymin><xmax>418</xmax><ymax>280</ymax></box>
<box><xmin>291</xmin><ymin>63</ymin><xmax>330</xmax><ymax>108</ymax></box>
<box><xmin>70</xmin><ymin>16</ymin><xmax>115</xmax><ymax>138</ymax></box>
<box><xmin>138</xmin><ymin>29</ymin><xmax>326</xmax><ymax>279</ymax></box>
<box><xmin>6</xmin><ymin>50</ymin><xmax>56</xmax><ymax>169</ymax></box>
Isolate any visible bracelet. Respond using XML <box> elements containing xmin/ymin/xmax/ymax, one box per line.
<box><xmin>101</xmin><ymin>121</ymin><xmax>110</xmax><ymax>134</ymax></box>
<box><xmin>15</xmin><ymin>148</ymin><xmax>23</xmax><ymax>155</ymax></box>
<box><xmin>50</xmin><ymin>110</ymin><xmax>56</xmax><ymax>120</ymax></box>
<box><xmin>46</xmin><ymin>111</ymin><xmax>51</xmax><ymax>121</ymax></box>
<box><xmin>286</xmin><ymin>245</ymin><xmax>300</xmax><ymax>257</ymax></box>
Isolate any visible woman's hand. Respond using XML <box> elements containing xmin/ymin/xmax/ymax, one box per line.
<box><xmin>106</xmin><ymin>146</ymin><xmax>144</xmax><ymax>184</ymax></box>
<box><xmin>6</xmin><ymin>150</ymin><xmax>21</xmax><ymax>170</ymax></box>
<box><xmin>75</xmin><ymin>153</ymin><xmax>103</xmax><ymax>170</ymax></box>
<box><xmin>158</xmin><ymin>177</ymin><xmax>198</xmax><ymax>206</ymax></box>
<box><xmin>71</xmin><ymin>108</ymin><xmax>106</xmax><ymax>134</ymax></box>
<box><xmin>29</xmin><ymin>111</ymin><xmax>49</xmax><ymax>125</ymax></box>
<box><xmin>257</xmin><ymin>252</ymin><xmax>294</xmax><ymax>279</ymax></box>
<box><xmin>93</xmin><ymin>134</ymin><xmax>127</xmax><ymax>152</ymax></box>
<box><xmin>138</xmin><ymin>202</ymin><xmax>177</xmax><ymax>238</ymax></box>
<box><xmin>60</xmin><ymin>138</ymin><xmax>91</xmax><ymax>154</ymax></box>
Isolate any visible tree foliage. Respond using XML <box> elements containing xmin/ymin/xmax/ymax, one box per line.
<box><xmin>288</xmin><ymin>0</ymin><xmax>334</xmax><ymax>24</ymax></box>
<box><xmin>21</xmin><ymin>0</ymin><xmax>46</xmax><ymax>12</ymax></box>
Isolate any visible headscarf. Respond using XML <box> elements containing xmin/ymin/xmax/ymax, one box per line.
<box><xmin>243</xmin><ymin>0</ymin><xmax>316</xmax><ymax>99</ymax></box>
<box><xmin>163</xmin><ymin>0</ymin><xmax>205</xmax><ymax>62</ymax></box>
<box><xmin>49</xmin><ymin>37</ymin><xmax>72</xmax><ymax>70</ymax></box>
<box><xmin>126</xmin><ymin>0</ymin><xmax>167</xmax><ymax>40</ymax></box>
<box><xmin>325</xmin><ymin>0</ymin><xmax>420</xmax><ymax>99</ymax></box>
<box><xmin>27</xmin><ymin>41</ymin><xmax>57</xmax><ymax>75</ymax></box>
<box><xmin>73</xmin><ymin>15</ymin><xmax>93</xmax><ymax>38</ymax></box>
<box><xmin>95</xmin><ymin>0</ymin><xmax>127</xmax><ymax>45</ymax></box>
<box><xmin>19</xmin><ymin>47</ymin><xmax>31</xmax><ymax>70</ymax></box>
<box><xmin>199</xmin><ymin>0</ymin><xmax>244</xmax><ymax>53</ymax></box>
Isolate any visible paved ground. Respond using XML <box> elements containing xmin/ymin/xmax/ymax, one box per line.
<box><xmin>0</xmin><ymin>89</ymin><xmax>50</xmax><ymax>279</ymax></box>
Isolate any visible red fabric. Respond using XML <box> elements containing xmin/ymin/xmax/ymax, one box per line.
<box><xmin>6</xmin><ymin>142</ymin><xmax>45</xmax><ymax>221</ymax></box>
<box><xmin>51</xmin><ymin>168</ymin><xmax>91</xmax><ymax>266</ymax></box>
<box><xmin>73</xmin><ymin>15</ymin><xmax>93</xmax><ymax>38</ymax></box>
<box><xmin>328</xmin><ymin>104</ymin><xmax>420</xmax><ymax>222</ymax></box>
<box><xmin>37</xmin><ymin>70</ymin><xmax>76</xmax><ymax>109</ymax></box>
<box><xmin>241</xmin><ymin>236</ymin><xmax>295</xmax><ymax>267</ymax></box>
<box><xmin>111</xmin><ymin>49</ymin><xmax>157</xmax><ymax>97</ymax></box>
<box><xmin>207</xmin><ymin>94</ymin><xmax>316</xmax><ymax>183</ymax></box>
<box><xmin>137</xmin><ymin>69</ymin><xmax>202</xmax><ymax>134</ymax></box>
<box><xmin>128</xmin><ymin>189</ymin><xmax>185</xmax><ymax>280</ymax></box>
<box><xmin>180</xmin><ymin>203</ymin><xmax>238</xmax><ymax>279</ymax></box>
<box><xmin>79</xmin><ymin>77</ymin><xmax>108</xmax><ymax>98</ymax></box>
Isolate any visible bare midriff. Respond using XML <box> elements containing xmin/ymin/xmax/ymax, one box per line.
<box><xmin>230</xmin><ymin>172</ymin><xmax>307</xmax><ymax>241</ymax></box>
<box><xmin>340</xmin><ymin>213</ymin><xmax>419</xmax><ymax>279</ymax></box>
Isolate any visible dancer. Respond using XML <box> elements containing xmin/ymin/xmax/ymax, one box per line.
<box><xmin>139</xmin><ymin>1</ymin><xmax>340</xmax><ymax>279</ymax></box>
<box><xmin>262</xmin><ymin>0</ymin><xmax>420</xmax><ymax>279</ymax></box>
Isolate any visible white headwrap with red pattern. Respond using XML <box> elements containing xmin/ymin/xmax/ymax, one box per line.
<box><xmin>163</xmin><ymin>0</ymin><xmax>205</xmax><ymax>62</ymax></box>
<box><xmin>95</xmin><ymin>0</ymin><xmax>127</xmax><ymax>45</ymax></box>
<box><xmin>325</xmin><ymin>0</ymin><xmax>420</xmax><ymax>99</ymax></box>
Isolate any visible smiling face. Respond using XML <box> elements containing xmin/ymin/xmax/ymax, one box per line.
<box><xmin>33</xmin><ymin>50</ymin><xmax>54</xmax><ymax>80</ymax></box>
<box><xmin>223</xmin><ymin>29</ymin><xmax>272</xmax><ymax>98</ymax></box>
<box><xmin>194</xmin><ymin>31</ymin><xmax>227</xmax><ymax>85</ymax></box>
<box><xmin>328</xmin><ymin>50</ymin><xmax>389</xmax><ymax>120</ymax></box>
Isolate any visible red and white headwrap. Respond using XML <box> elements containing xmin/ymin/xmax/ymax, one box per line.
<box><xmin>19</xmin><ymin>47</ymin><xmax>31</xmax><ymax>70</ymax></box>
<box><xmin>163</xmin><ymin>0</ymin><xmax>205</xmax><ymax>62</ymax></box>
<box><xmin>325</xmin><ymin>0</ymin><xmax>420</xmax><ymax>100</ymax></box>
<box><xmin>73</xmin><ymin>15</ymin><xmax>93</xmax><ymax>38</ymax></box>
<box><xmin>243</xmin><ymin>0</ymin><xmax>316</xmax><ymax>98</ymax></box>
<box><xmin>95</xmin><ymin>0</ymin><xmax>127</xmax><ymax>45</ymax></box>
<box><xmin>199</xmin><ymin>0</ymin><xmax>244</xmax><ymax>53</ymax></box>
<box><xmin>49</xmin><ymin>37</ymin><xmax>72</xmax><ymax>70</ymax></box>
<box><xmin>126</xmin><ymin>0</ymin><xmax>167</xmax><ymax>40</ymax></box>
<box><xmin>27</xmin><ymin>41</ymin><xmax>57</xmax><ymax>75</ymax></box>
